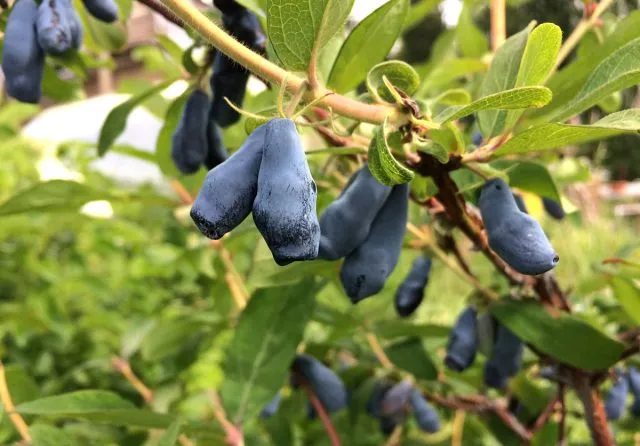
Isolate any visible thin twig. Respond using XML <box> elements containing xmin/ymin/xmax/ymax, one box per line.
<box><xmin>0</xmin><ymin>361</ymin><xmax>31</xmax><ymax>445</ymax></box>
<box><xmin>451</xmin><ymin>409</ymin><xmax>465</xmax><ymax>446</ymax></box>
<box><xmin>302</xmin><ymin>385</ymin><xmax>342</xmax><ymax>446</ymax></box>
<box><xmin>572</xmin><ymin>372</ymin><xmax>615</xmax><ymax>446</ymax></box>
<box><xmin>365</xmin><ymin>331</ymin><xmax>394</xmax><ymax>370</ymax></box>
<box><xmin>111</xmin><ymin>356</ymin><xmax>154</xmax><ymax>404</ymax></box>
<box><xmin>208</xmin><ymin>390</ymin><xmax>244</xmax><ymax>446</ymax></box>
<box><xmin>558</xmin><ymin>385</ymin><xmax>567</xmax><ymax>446</ymax></box>
<box><xmin>530</xmin><ymin>392</ymin><xmax>560</xmax><ymax>434</ymax></box>
<box><xmin>552</xmin><ymin>0</ymin><xmax>616</xmax><ymax>73</ymax></box>
<box><xmin>383</xmin><ymin>425</ymin><xmax>403</xmax><ymax>446</ymax></box>
<box><xmin>490</xmin><ymin>0</ymin><xmax>506</xmax><ymax>51</ymax></box>
<box><xmin>136</xmin><ymin>0</ymin><xmax>184</xmax><ymax>27</ymax></box>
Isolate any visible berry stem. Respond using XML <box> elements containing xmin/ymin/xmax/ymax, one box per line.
<box><xmin>160</xmin><ymin>0</ymin><xmax>399</xmax><ymax>125</ymax></box>
<box><xmin>0</xmin><ymin>361</ymin><xmax>31</xmax><ymax>444</ymax></box>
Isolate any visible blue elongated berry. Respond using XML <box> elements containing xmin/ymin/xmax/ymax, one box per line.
<box><xmin>2</xmin><ymin>0</ymin><xmax>45</xmax><ymax>103</ymax></box>
<box><xmin>172</xmin><ymin>89</ymin><xmax>210</xmax><ymax>174</ymax></box>
<box><xmin>213</xmin><ymin>0</ymin><xmax>244</xmax><ymax>15</ymax></box>
<box><xmin>366</xmin><ymin>381</ymin><xmax>392</xmax><ymax>417</ymax></box>
<box><xmin>513</xmin><ymin>193</ymin><xmax>528</xmax><ymax>214</ymax></box>
<box><xmin>191</xmin><ymin>124</ymin><xmax>266</xmax><ymax>239</ymax></box>
<box><xmin>380</xmin><ymin>380</ymin><xmax>413</xmax><ymax>416</ymax></box>
<box><xmin>252</xmin><ymin>119</ymin><xmax>320</xmax><ymax>266</ymax></box>
<box><xmin>209</xmin><ymin>53</ymin><xmax>250</xmax><ymax>128</ymax></box>
<box><xmin>64</xmin><ymin>0</ymin><xmax>83</xmax><ymax>49</ymax></box>
<box><xmin>445</xmin><ymin>306</ymin><xmax>478</xmax><ymax>372</ymax></box>
<box><xmin>81</xmin><ymin>0</ymin><xmax>118</xmax><ymax>22</ymax></box>
<box><xmin>605</xmin><ymin>370</ymin><xmax>629</xmax><ymax>421</ymax></box>
<box><xmin>260</xmin><ymin>392</ymin><xmax>282</xmax><ymax>420</ymax></box>
<box><xmin>409</xmin><ymin>389</ymin><xmax>440</xmax><ymax>433</ymax></box>
<box><xmin>472</xmin><ymin>131</ymin><xmax>483</xmax><ymax>146</ymax></box>
<box><xmin>36</xmin><ymin>0</ymin><xmax>74</xmax><ymax>55</ymax></box>
<box><xmin>542</xmin><ymin>197</ymin><xmax>565</xmax><ymax>220</ymax></box>
<box><xmin>539</xmin><ymin>365</ymin><xmax>559</xmax><ymax>382</ymax></box>
<box><xmin>205</xmin><ymin>121</ymin><xmax>229</xmax><ymax>170</ymax></box>
<box><xmin>394</xmin><ymin>256</ymin><xmax>432</xmax><ymax>317</ymax></box>
<box><xmin>209</xmin><ymin>5</ymin><xmax>264</xmax><ymax>127</ymax></box>
<box><xmin>629</xmin><ymin>367</ymin><xmax>640</xmax><ymax>417</ymax></box>
<box><xmin>319</xmin><ymin>165</ymin><xmax>392</xmax><ymax>260</ymax></box>
<box><xmin>484</xmin><ymin>323</ymin><xmax>523</xmax><ymax>389</ymax></box>
<box><xmin>292</xmin><ymin>355</ymin><xmax>347</xmax><ymax>413</ymax></box>
<box><xmin>340</xmin><ymin>184</ymin><xmax>409</xmax><ymax>303</ymax></box>
<box><xmin>479</xmin><ymin>178</ymin><xmax>559</xmax><ymax>275</ymax></box>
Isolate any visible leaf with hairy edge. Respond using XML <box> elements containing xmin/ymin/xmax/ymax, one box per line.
<box><xmin>221</xmin><ymin>279</ymin><xmax>319</xmax><ymax>424</ymax></box>
<box><xmin>504</xmin><ymin>23</ymin><xmax>562</xmax><ymax>128</ymax></box>
<box><xmin>435</xmin><ymin>86</ymin><xmax>552</xmax><ymax>124</ymax></box>
<box><xmin>15</xmin><ymin>391</ymin><xmax>135</xmax><ymax>414</ymax></box>
<box><xmin>552</xmin><ymin>37</ymin><xmax>640</xmax><ymax>121</ymax></box>
<box><xmin>418</xmin><ymin>58</ymin><xmax>486</xmax><ymax>94</ymax></box>
<box><xmin>266</xmin><ymin>0</ymin><xmax>354</xmax><ymax>71</ymax></box>
<box><xmin>493</xmin><ymin>108</ymin><xmax>640</xmax><ymax>157</ymax></box>
<box><xmin>431</xmin><ymin>89</ymin><xmax>472</xmax><ymax>106</ymax></box>
<box><xmin>491</xmin><ymin>300</ymin><xmax>624</xmax><ymax>370</ymax></box>
<box><xmin>477</xmin><ymin>23</ymin><xmax>534</xmax><ymax>138</ymax></box>
<box><xmin>367</xmin><ymin>118</ymin><xmax>415</xmax><ymax>186</ymax></box>
<box><xmin>328</xmin><ymin>0</ymin><xmax>409</xmax><ymax>93</ymax></box>
<box><xmin>366</xmin><ymin>61</ymin><xmax>420</xmax><ymax>103</ymax></box>
<box><xmin>156</xmin><ymin>420</ymin><xmax>182</xmax><ymax>446</ymax></box>
<box><xmin>610</xmin><ymin>276</ymin><xmax>640</xmax><ymax>324</ymax></box>
<box><xmin>98</xmin><ymin>79</ymin><xmax>177</xmax><ymax>156</ymax></box>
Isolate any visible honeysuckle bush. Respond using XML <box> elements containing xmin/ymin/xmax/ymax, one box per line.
<box><xmin>0</xmin><ymin>0</ymin><xmax>639</xmax><ymax>445</ymax></box>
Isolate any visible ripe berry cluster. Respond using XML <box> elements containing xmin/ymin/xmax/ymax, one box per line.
<box><xmin>445</xmin><ymin>306</ymin><xmax>525</xmax><ymax>389</ymax></box>
<box><xmin>171</xmin><ymin>1</ymin><xmax>265</xmax><ymax>175</ymax></box>
<box><xmin>2</xmin><ymin>0</ymin><xmax>118</xmax><ymax>104</ymax></box>
<box><xmin>604</xmin><ymin>367</ymin><xmax>640</xmax><ymax>421</ymax></box>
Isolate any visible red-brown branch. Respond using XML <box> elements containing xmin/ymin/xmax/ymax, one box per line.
<box><xmin>530</xmin><ymin>392</ymin><xmax>560</xmax><ymax>434</ymax></box>
<box><xmin>292</xmin><ymin>370</ymin><xmax>341</xmax><ymax>446</ymax></box>
<box><xmin>137</xmin><ymin>0</ymin><xmax>184</xmax><ymax>27</ymax></box>
<box><xmin>572</xmin><ymin>373</ymin><xmax>615</xmax><ymax>446</ymax></box>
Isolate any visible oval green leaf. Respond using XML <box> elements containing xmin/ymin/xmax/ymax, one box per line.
<box><xmin>490</xmin><ymin>300</ymin><xmax>625</xmax><ymax>371</ymax></box>
<box><xmin>328</xmin><ymin>0</ymin><xmax>409</xmax><ymax>93</ymax></box>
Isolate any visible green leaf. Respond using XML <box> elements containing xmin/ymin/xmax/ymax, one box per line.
<box><xmin>156</xmin><ymin>419</ymin><xmax>182</xmax><ymax>446</ymax></box>
<box><xmin>266</xmin><ymin>0</ymin><xmax>354</xmax><ymax>71</ymax></box>
<box><xmin>456</xmin><ymin>6</ymin><xmax>489</xmax><ymax>58</ymax></box>
<box><xmin>504</xmin><ymin>23</ymin><xmax>562</xmax><ymax>128</ymax></box>
<box><xmin>16</xmin><ymin>391</ymin><xmax>135</xmax><ymax>415</ymax></box>
<box><xmin>609</xmin><ymin>276</ymin><xmax>640</xmax><ymax>324</ymax></box>
<box><xmin>328</xmin><ymin>0</ymin><xmax>409</xmax><ymax>93</ymax></box>
<box><xmin>477</xmin><ymin>23</ymin><xmax>534</xmax><ymax>138</ymax></box>
<box><xmin>366</xmin><ymin>61</ymin><xmax>420</xmax><ymax>103</ymax></box>
<box><xmin>490</xmin><ymin>300</ymin><xmax>625</xmax><ymax>370</ymax></box>
<box><xmin>493</xmin><ymin>108</ymin><xmax>640</xmax><ymax>157</ymax></box>
<box><xmin>98</xmin><ymin>78</ymin><xmax>177</xmax><ymax>156</ymax></box>
<box><xmin>156</xmin><ymin>92</ymin><xmax>190</xmax><ymax>176</ymax></box>
<box><xmin>384</xmin><ymin>337</ymin><xmax>438</xmax><ymax>380</ymax></box>
<box><xmin>493</xmin><ymin>160</ymin><xmax>562</xmax><ymax>203</ymax></box>
<box><xmin>140</xmin><ymin>318</ymin><xmax>206</xmax><ymax>362</ymax></box>
<box><xmin>404</xmin><ymin>0</ymin><xmax>439</xmax><ymax>31</ymax></box>
<box><xmin>221</xmin><ymin>279</ymin><xmax>318</xmax><ymax>424</ymax></box>
<box><xmin>30</xmin><ymin>424</ymin><xmax>81</xmax><ymax>446</ymax></box>
<box><xmin>367</xmin><ymin>118</ymin><xmax>415</xmax><ymax>186</ymax></box>
<box><xmin>541</xmin><ymin>10</ymin><xmax>640</xmax><ymax>118</ymax></box>
<box><xmin>410</xmin><ymin>175</ymin><xmax>439</xmax><ymax>201</ymax></box>
<box><xmin>414</xmin><ymin>139</ymin><xmax>449</xmax><ymax>163</ymax></box>
<box><xmin>431</xmin><ymin>89</ymin><xmax>471</xmax><ymax>106</ymax></box>
<box><xmin>418</xmin><ymin>58</ymin><xmax>486</xmax><ymax>94</ymax></box>
<box><xmin>553</xmin><ymin>37</ymin><xmax>640</xmax><ymax>121</ymax></box>
<box><xmin>0</xmin><ymin>180</ymin><xmax>112</xmax><ymax>217</ymax></box>
<box><xmin>435</xmin><ymin>86</ymin><xmax>552</xmax><ymax>124</ymax></box>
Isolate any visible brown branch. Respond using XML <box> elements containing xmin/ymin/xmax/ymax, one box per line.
<box><xmin>0</xmin><ymin>362</ymin><xmax>31</xmax><ymax>445</ymax></box>
<box><xmin>558</xmin><ymin>386</ymin><xmax>567</xmax><ymax>446</ymax></box>
<box><xmin>365</xmin><ymin>330</ymin><xmax>394</xmax><ymax>370</ymax></box>
<box><xmin>208</xmin><ymin>391</ymin><xmax>244</xmax><ymax>446</ymax></box>
<box><xmin>572</xmin><ymin>372</ymin><xmax>615</xmax><ymax>446</ymax></box>
<box><xmin>425</xmin><ymin>393</ymin><xmax>531</xmax><ymax>442</ymax></box>
<box><xmin>530</xmin><ymin>392</ymin><xmax>560</xmax><ymax>434</ymax></box>
<box><xmin>137</xmin><ymin>0</ymin><xmax>184</xmax><ymax>27</ymax></box>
